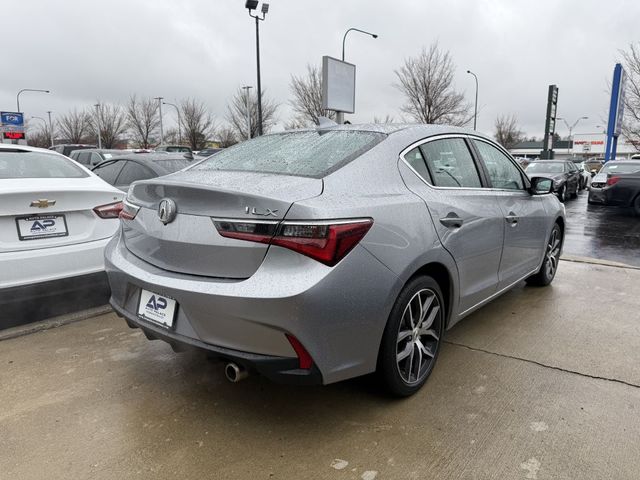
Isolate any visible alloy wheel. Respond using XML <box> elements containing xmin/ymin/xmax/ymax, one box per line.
<box><xmin>396</xmin><ymin>288</ymin><xmax>442</xmax><ymax>384</ymax></box>
<box><xmin>544</xmin><ymin>227</ymin><xmax>561</xmax><ymax>279</ymax></box>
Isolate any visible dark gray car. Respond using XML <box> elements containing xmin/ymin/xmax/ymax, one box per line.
<box><xmin>105</xmin><ymin>124</ymin><xmax>565</xmax><ymax>396</ymax></box>
<box><xmin>92</xmin><ymin>154</ymin><xmax>191</xmax><ymax>191</ymax></box>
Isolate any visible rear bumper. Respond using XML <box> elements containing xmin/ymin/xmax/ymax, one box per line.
<box><xmin>111</xmin><ymin>302</ymin><xmax>323</xmax><ymax>385</ymax></box>
<box><xmin>105</xmin><ymin>231</ymin><xmax>400</xmax><ymax>385</ymax></box>
<box><xmin>588</xmin><ymin>188</ymin><xmax>606</xmax><ymax>204</ymax></box>
<box><xmin>0</xmin><ymin>237</ymin><xmax>112</xmax><ymax>289</ymax></box>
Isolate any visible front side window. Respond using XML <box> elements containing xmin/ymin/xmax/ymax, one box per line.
<box><xmin>420</xmin><ymin>138</ymin><xmax>482</xmax><ymax>188</ymax></box>
<box><xmin>473</xmin><ymin>140</ymin><xmax>524</xmax><ymax>190</ymax></box>
<box><xmin>116</xmin><ymin>161</ymin><xmax>153</xmax><ymax>186</ymax></box>
<box><xmin>192</xmin><ymin>130</ymin><xmax>385</xmax><ymax>178</ymax></box>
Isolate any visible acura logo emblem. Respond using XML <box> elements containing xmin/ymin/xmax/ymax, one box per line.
<box><xmin>158</xmin><ymin>198</ymin><xmax>177</xmax><ymax>224</ymax></box>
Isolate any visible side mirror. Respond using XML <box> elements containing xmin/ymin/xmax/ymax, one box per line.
<box><xmin>183</xmin><ymin>152</ymin><xmax>194</xmax><ymax>161</ymax></box>
<box><xmin>529</xmin><ymin>176</ymin><xmax>553</xmax><ymax>195</ymax></box>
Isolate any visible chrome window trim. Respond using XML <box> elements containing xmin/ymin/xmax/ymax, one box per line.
<box><xmin>399</xmin><ymin>133</ymin><xmax>489</xmax><ymax>192</ymax></box>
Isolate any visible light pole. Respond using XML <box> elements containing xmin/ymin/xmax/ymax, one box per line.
<box><xmin>163</xmin><ymin>102</ymin><xmax>182</xmax><ymax>145</ymax></box>
<box><xmin>154</xmin><ymin>97</ymin><xmax>165</xmax><ymax>145</ymax></box>
<box><xmin>94</xmin><ymin>104</ymin><xmax>102</xmax><ymax>149</ymax></box>
<box><xmin>16</xmin><ymin>88</ymin><xmax>50</xmax><ymax>112</ymax></box>
<box><xmin>245</xmin><ymin>1</ymin><xmax>269</xmax><ymax>136</ymax></box>
<box><xmin>241</xmin><ymin>86</ymin><xmax>253</xmax><ymax>139</ymax></box>
<box><xmin>46</xmin><ymin>111</ymin><xmax>54</xmax><ymax>147</ymax></box>
<box><xmin>338</xmin><ymin>27</ymin><xmax>378</xmax><ymax>124</ymax></box>
<box><xmin>466</xmin><ymin>70</ymin><xmax>478</xmax><ymax>130</ymax></box>
<box><xmin>556</xmin><ymin>116</ymin><xmax>588</xmax><ymax>155</ymax></box>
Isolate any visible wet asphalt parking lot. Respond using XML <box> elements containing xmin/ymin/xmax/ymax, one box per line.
<box><xmin>1</xmin><ymin>187</ymin><xmax>639</xmax><ymax>480</ymax></box>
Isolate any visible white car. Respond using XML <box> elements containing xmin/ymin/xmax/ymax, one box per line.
<box><xmin>0</xmin><ymin>144</ymin><xmax>123</xmax><ymax>316</ymax></box>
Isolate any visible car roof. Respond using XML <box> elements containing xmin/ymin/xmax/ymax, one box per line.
<box><xmin>106</xmin><ymin>153</ymin><xmax>191</xmax><ymax>162</ymax></box>
<box><xmin>0</xmin><ymin>143</ymin><xmax>69</xmax><ymax>157</ymax></box>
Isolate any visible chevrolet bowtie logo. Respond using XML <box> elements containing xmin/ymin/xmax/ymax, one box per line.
<box><xmin>30</xmin><ymin>199</ymin><xmax>56</xmax><ymax>208</ymax></box>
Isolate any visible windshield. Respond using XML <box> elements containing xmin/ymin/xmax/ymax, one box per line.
<box><xmin>191</xmin><ymin>130</ymin><xmax>385</xmax><ymax>178</ymax></box>
<box><xmin>0</xmin><ymin>150</ymin><xmax>88</xmax><ymax>179</ymax></box>
<box><xmin>601</xmin><ymin>162</ymin><xmax>640</xmax><ymax>174</ymax></box>
<box><xmin>525</xmin><ymin>162</ymin><xmax>564</xmax><ymax>174</ymax></box>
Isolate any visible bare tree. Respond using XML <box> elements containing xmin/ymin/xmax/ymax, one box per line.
<box><xmin>621</xmin><ymin>43</ymin><xmax>640</xmax><ymax>151</ymax></box>
<box><xmin>216</xmin><ymin>126</ymin><xmax>238</xmax><ymax>147</ymax></box>
<box><xmin>289</xmin><ymin>64</ymin><xmax>335</xmax><ymax>127</ymax></box>
<box><xmin>126</xmin><ymin>95</ymin><xmax>160</xmax><ymax>148</ymax></box>
<box><xmin>373</xmin><ymin>114</ymin><xmax>396</xmax><ymax>124</ymax></box>
<box><xmin>179</xmin><ymin>98</ymin><xmax>217</xmax><ymax>150</ymax></box>
<box><xmin>89</xmin><ymin>103</ymin><xmax>128</xmax><ymax>148</ymax></box>
<box><xmin>494</xmin><ymin>114</ymin><xmax>525</xmax><ymax>149</ymax></box>
<box><xmin>26</xmin><ymin>123</ymin><xmax>51</xmax><ymax>148</ymax></box>
<box><xmin>394</xmin><ymin>43</ymin><xmax>471</xmax><ymax>126</ymax></box>
<box><xmin>57</xmin><ymin>109</ymin><xmax>90</xmax><ymax>143</ymax></box>
<box><xmin>226</xmin><ymin>87</ymin><xmax>278</xmax><ymax>140</ymax></box>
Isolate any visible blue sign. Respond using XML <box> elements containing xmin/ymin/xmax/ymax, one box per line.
<box><xmin>0</xmin><ymin>112</ymin><xmax>24</xmax><ymax>127</ymax></box>
<box><xmin>604</xmin><ymin>64</ymin><xmax>626</xmax><ymax>162</ymax></box>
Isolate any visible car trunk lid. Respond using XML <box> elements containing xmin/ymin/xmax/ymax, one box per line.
<box><xmin>123</xmin><ymin>170</ymin><xmax>323</xmax><ymax>278</ymax></box>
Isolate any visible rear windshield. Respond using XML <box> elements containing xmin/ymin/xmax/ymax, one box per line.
<box><xmin>191</xmin><ymin>130</ymin><xmax>385</xmax><ymax>178</ymax></box>
<box><xmin>155</xmin><ymin>159</ymin><xmax>190</xmax><ymax>172</ymax></box>
<box><xmin>601</xmin><ymin>162</ymin><xmax>640</xmax><ymax>174</ymax></box>
<box><xmin>0</xmin><ymin>150</ymin><xmax>88</xmax><ymax>179</ymax></box>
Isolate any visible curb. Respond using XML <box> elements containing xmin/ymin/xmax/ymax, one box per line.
<box><xmin>560</xmin><ymin>255</ymin><xmax>640</xmax><ymax>270</ymax></box>
<box><xmin>0</xmin><ymin>304</ymin><xmax>113</xmax><ymax>342</ymax></box>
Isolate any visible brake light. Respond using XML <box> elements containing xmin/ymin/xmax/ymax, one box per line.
<box><xmin>119</xmin><ymin>200</ymin><xmax>140</xmax><ymax>220</ymax></box>
<box><xmin>606</xmin><ymin>176</ymin><xmax>620</xmax><ymax>186</ymax></box>
<box><xmin>94</xmin><ymin>201</ymin><xmax>123</xmax><ymax>219</ymax></box>
<box><xmin>213</xmin><ymin>218</ymin><xmax>373</xmax><ymax>266</ymax></box>
<box><xmin>285</xmin><ymin>334</ymin><xmax>313</xmax><ymax>370</ymax></box>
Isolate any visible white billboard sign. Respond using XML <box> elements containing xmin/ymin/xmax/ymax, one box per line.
<box><xmin>322</xmin><ymin>56</ymin><xmax>356</xmax><ymax>114</ymax></box>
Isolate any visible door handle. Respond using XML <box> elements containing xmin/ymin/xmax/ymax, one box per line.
<box><xmin>505</xmin><ymin>213</ymin><xmax>519</xmax><ymax>226</ymax></box>
<box><xmin>439</xmin><ymin>215</ymin><xmax>463</xmax><ymax>228</ymax></box>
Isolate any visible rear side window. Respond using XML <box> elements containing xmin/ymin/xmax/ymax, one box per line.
<box><xmin>404</xmin><ymin>147</ymin><xmax>431</xmax><ymax>183</ymax></box>
<box><xmin>93</xmin><ymin>161</ymin><xmax>124</xmax><ymax>184</ymax></box>
<box><xmin>420</xmin><ymin>138</ymin><xmax>482</xmax><ymax>188</ymax></box>
<box><xmin>115</xmin><ymin>161</ymin><xmax>153</xmax><ymax>186</ymax></box>
<box><xmin>192</xmin><ymin>130</ymin><xmax>385</xmax><ymax>178</ymax></box>
<box><xmin>0</xmin><ymin>150</ymin><xmax>88</xmax><ymax>179</ymax></box>
<box><xmin>77</xmin><ymin>151</ymin><xmax>91</xmax><ymax>165</ymax></box>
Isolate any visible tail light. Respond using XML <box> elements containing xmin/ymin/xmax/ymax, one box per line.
<box><xmin>606</xmin><ymin>176</ymin><xmax>620</xmax><ymax>186</ymax></box>
<box><xmin>213</xmin><ymin>218</ymin><xmax>373</xmax><ymax>266</ymax></box>
<box><xmin>119</xmin><ymin>200</ymin><xmax>140</xmax><ymax>220</ymax></box>
<box><xmin>93</xmin><ymin>201</ymin><xmax>123</xmax><ymax>219</ymax></box>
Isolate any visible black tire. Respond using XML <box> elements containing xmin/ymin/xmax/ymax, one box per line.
<box><xmin>526</xmin><ymin>223</ymin><xmax>562</xmax><ymax>287</ymax></box>
<box><xmin>378</xmin><ymin>275</ymin><xmax>444</xmax><ymax>397</ymax></box>
<box><xmin>557</xmin><ymin>186</ymin><xmax>566</xmax><ymax>203</ymax></box>
<box><xmin>633</xmin><ymin>195</ymin><xmax>640</xmax><ymax>216</ymax></box>
<box><xmin>570</xmin><ymin>182</ymin><xmax>579</xmax><ymax>199</ymax></box>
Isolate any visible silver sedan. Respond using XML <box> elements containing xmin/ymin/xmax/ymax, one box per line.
<box><xmin>105</xmin><ymin>124</ymin><xmax>564</xmax><ymax>396</ymax></box>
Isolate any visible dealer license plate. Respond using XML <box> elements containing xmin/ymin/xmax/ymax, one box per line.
<box><xmin>137</xmin><ymin>289</ymin><xmax>177</xmax><ymax>328</ymax></box>
<box><xmin>16</xmin><ymin>214</ymin><xmax>68</xmax><ymax>241</ymax></box>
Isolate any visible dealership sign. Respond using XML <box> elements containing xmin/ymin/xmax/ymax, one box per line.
<box><xmin>1</xmin><ymin>112</ymin><xmax>25</xmax><ymax>142</ymax></box>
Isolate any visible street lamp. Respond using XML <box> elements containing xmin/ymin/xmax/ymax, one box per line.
<box><xmin>46</xmin><ymin>111</ymin><xmax>54</xmax><ymax>147</ymax></box>
<box><xmin>341</xmin><ymin>28</ymin><xmax>378</xmax><ymax>62</ymax></box>
<box><xmin>16</xmin><ymin>89</ymin><xmax>50</xmax><ymax>113</ymax></box>
<box><xmin>241</xmin><ymin>86</ymin><xmax>253</xmax><ymax>139</ymax></box>
<box><xmin>246</xmin><ymin>0</ymin><xmax>269</xmax><ymax>136</ymax></box>
<box><xmin>154</xmin><ymin>97</ymin><xmax>164</xmax><ymax>144</ymax></box>
<box><xmin>556</xmin><ymin>116</ymin><xmax>588</xmax><ymax>155</ymax></box>
<box><xmin>163</xmin><ymin>102</ymin><xmax>182</xmax><ymax>144</ymax></box>
<box><xmin>466</xmin><ymin>70</ymin><xmax>478</xmax><ymax>130</ymax></box>
<box><xmin>338</xmin><ymin>27</ymin><xmax>378</xmax><ymax>124</ymax></box>
<box><xmin>94</xmin><ymin>104</ymin><xmax>102</xmax><ymax>149</ymax></box>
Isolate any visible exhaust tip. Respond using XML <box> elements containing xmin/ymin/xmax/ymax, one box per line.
<box><xmin>224</xmin><ymin>362</ymin><xmax>249</xmax><ymax>383</ymax></box>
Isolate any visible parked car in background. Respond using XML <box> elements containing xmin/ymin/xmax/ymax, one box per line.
<box><xmin>574</xmin><ymin>161</ymin><xmax>591</xmax><ymax>190</ymax></box>
<box><xmin>525</xmin><ymin>160</ymin><xmax>580</xmax><ymax>202</ymax></box>
<box><xmin>49</xmin><ymin>144</ymin><xmax>96</xmax><ymax>157</ymax></box>
<box><xmin>195</xmin><ymin>147</ymin><xmax>224</xmax><ymax>158</ymax></box>
<box><xmin>69</xmin><ymin>148</ymin><xmax>126</xmax><ymax>168</ymax></box>
<box><xmin>155</xmin><ymin>145</ymin><xmax>192</xmax><ymax>153</ymax></box>
<box><xmin>92</xmin><ymin>153</ymin><xmax>191</xmax><ymax>191</ymax></box>
<box><xmin>105</xmin><ymin>124</ymin><xmax>564</xmax><ymax>396</ymax></box>
<box><xmin>0</xmin><ymin>144</ymin><xmax>123</xmax><ymax>329</ymax></box>
<box><xmin>589</xmin><ymin>160</ymin><xmax>640</xmax><ymax>205</ymax></box>
<box><xmin>584</xmin><ymin>159</ymin><xmax>604</xmax><ymax>175</ymax></box>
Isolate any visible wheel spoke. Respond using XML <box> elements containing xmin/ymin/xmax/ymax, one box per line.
<box><xmin>420</xmin><ymin>305</ymin><xmax>439</xmax><ymax>330</ymax></box>
<box><xmin>397</xmin><ymin>329</ymin><xmax>413</xmax><ymax>344</ymax></box>
<box><xmin>405</xmin><ymin>345</ymin><xmax>415</xmax><ymax>379</ymax></box>
<box><xmin>416</xmin><ymin>340</ymin><xmax>435</xmax><ymax>358</ymax></box>
<box><xmin>419</xmin><ymin>327</ymin><xmax>439</xmax><ymax>341</ymax></box>
<box><xmin>418</xmin><ymin>294</ymin><xmax>435</xmax><ymax>325</ymax></box>
<box><xmin>414</xmin><ymin>344</ymin><xmax>423</xmax><ymax>379</ymax></box>
<box><xmin>397</xmin><ymin>342</ymin><xmax>413</xmax><ymax>362</ymax></box>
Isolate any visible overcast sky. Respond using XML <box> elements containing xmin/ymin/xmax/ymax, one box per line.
<box><xmin>2</xmin><ymin>0</ymin><xmax>638</xmax><ymax>138</ymax></box>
